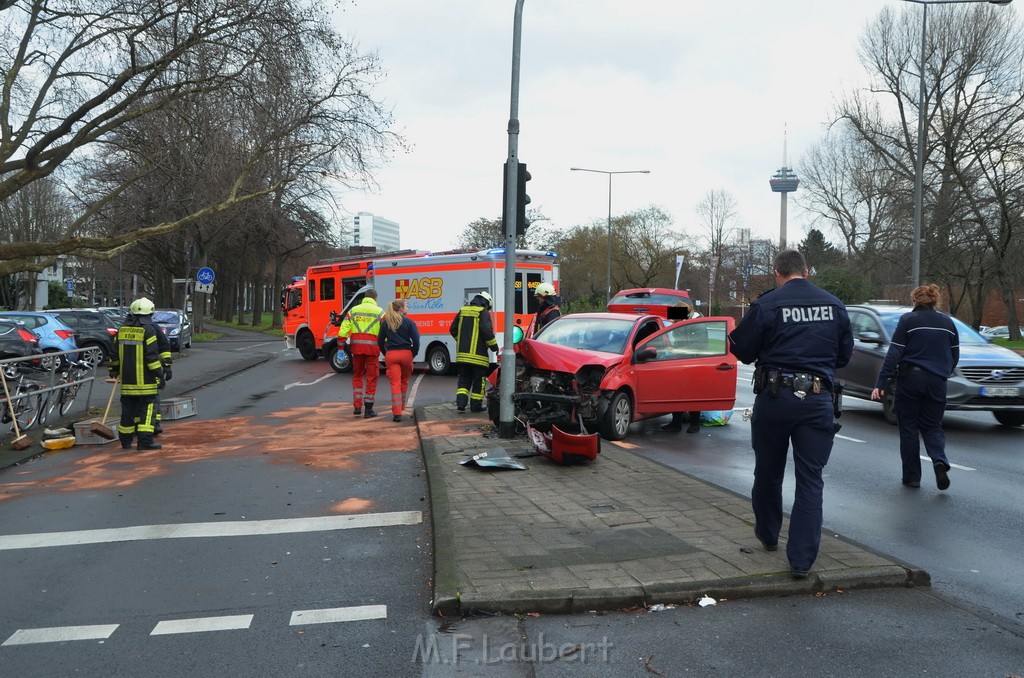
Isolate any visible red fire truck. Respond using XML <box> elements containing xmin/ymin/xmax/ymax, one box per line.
<box><xmin>282</xmin><ymin>248</ymin><xmax>559</xmax><ymax>374</ymax></box>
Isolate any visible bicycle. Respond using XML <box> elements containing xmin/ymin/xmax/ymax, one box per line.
<box><xmin>1</xmin><ymin>367</ymin><xmax>44</xmax><ymax>432</ymax></box>
<box><xmin>39</xmin><ymin>359</ymin><xmax>92</xmax><ymax>421</ymax></box>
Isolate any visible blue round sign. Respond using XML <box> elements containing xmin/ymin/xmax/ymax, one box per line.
<box><xmin>197</xmin><ymin>267</ymin><xmax>215</xmax><ymax>285</ymax></box>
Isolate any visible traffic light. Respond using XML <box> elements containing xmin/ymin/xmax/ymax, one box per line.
<box><xmin>503</xmin><ymin>160</ymin><xmax>532</xmax><ymax>238</ymax></box>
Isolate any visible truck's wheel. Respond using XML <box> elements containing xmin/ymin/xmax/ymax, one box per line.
<box><xmin>599</xmin><ymin>391</ymin><xmax>632</xmax><ymax>441</ymax></box>
<box><xmin>297</xmin><ymin>331</ymin><xmax>317</xmax><ymax>361</ymax></box>
<box><xmin>427</xmin><ymin>345</ymin><xmax>452</xmax><ymax>376</ymax></box>
<box><xmin>328</xmin><ymin>344</ymin><xmax>351</xmax><ymax>373</ymax></box>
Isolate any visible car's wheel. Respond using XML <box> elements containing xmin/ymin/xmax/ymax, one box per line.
<box><xmin>599</xmin><ymin>390</ymin><xmax>632</xmax><ymax>441</ymax></box>
<box><xmin>297</xmin><ymin>330</ymin><xmax>317</xmax><ymax>361</ymax></box>
<box><xmin>426</xmin><ymin>345</ymin><xmax>452</xmax><ymax>376</ymax></box>
<box><xmin>881</xmin><ymin>388</ymin><xmax>897</xmax><ymax>425</ymax></box>
<box><xmin>185</xmin><ymin>335</ymin><xmax>192</xmax><ymax>348</ymax></box>
<box><xmin>993</xmin><ymin>410</ymin><xmax>1024</xmax><ymax>427</ymax></box>
<box><xmin>41</xmin><ymin>348</ymin><xmax>63</xmax><ymax>370</ymax></box>
<box><xmin>328</xmin><ymin>343</ymin><xmax>351</xmax><ymax>373</ymax></box>
<box><xmin>78</xmin><ymin>344</ymin><xmax>106</xmax><ymax>369</ymax></box>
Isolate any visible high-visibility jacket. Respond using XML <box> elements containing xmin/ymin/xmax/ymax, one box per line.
<box><xmin>450</xmin><ymin>301</ymin><xmax>498</xmax><ymax>367</ymax></box>
<box><xmin>338</xmin><ymin>298</ymin><xmax>384</xmax><ymax>356</ymax></box>
<box><xmin>110</xmin><ymin>316</ymin><xmax>164</xmax><ymax>396</ymax></box>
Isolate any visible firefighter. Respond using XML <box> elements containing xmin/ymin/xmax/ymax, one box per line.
<box><xmin>450</xmin><ymin>291</ymin><xmax>498</xmax><ymax>412</ymax></box>
<box><xmin>109</xmin><ymin>297</ymin><xmax>165</xmax><ymax>451</ymax></box>
<box><xmin>533</xmin><ymin>282</ymin><xmax>561</xmax><ymax>334</ymax></box>
<box><xmin>338</xmin><ymin>288</ymin><xmax>384</xmax><ymax>418</ymax></box>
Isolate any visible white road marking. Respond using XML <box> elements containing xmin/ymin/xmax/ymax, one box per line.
<box><xmin>0</xmin><ymin>511</ymin><xmax>423</xmax><ymax>551</ymax></box>
<box><xmin>283</xmin><ymin>373</ymin><xmax>334</xmax><ymax>390</ymax></box>
<box><xmin>289</xmin><ymin>605</ymin><xmax>387</xmax><ymax>626</ymax></box>
<box><xmin>233</xmin><ymin>341</ymin><xmax>280</xmax><ymax>351</ymax></box>
<box><xmin>406</xmin><ymin>373</ymin><xmax>425</xmax><ymax>410</ymax></box>
<box><xmin>2</xmin><ymin>624</ymin><xmax>119</xmax><ymax>646</ymax></box>
<box><xmin>921</xmin><ymin>456</ymin><xmax>975</xmax><ymax>471</ymax></box>
<box><xmin>836</xmin><ymin>434</ymin><xmax>866</xmax><ymax>443</ymax></box>
<box><xmin>151</xmin><ymin>615</ymin><xmax>254</xmax><ymax>635</ymax></box>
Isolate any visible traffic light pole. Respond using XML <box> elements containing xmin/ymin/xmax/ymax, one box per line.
<box><xmin>498</xmin><ymin>0</ymin><xmax>526</xmax><ymax>439</ymax></box>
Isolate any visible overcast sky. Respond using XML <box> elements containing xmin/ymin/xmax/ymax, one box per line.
<box><xmin>330</xmin><ymin>0</ymin><xmax>900</xmax><ymax>253</ymax></box>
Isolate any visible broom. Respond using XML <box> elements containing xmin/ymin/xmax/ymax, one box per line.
<box><xmin>88</xmin><ymin>378</ymin><xmax>118</xmax><ymax>440</ymax></box>
<box><xmin>1</xmin><ymin>368</ymin><xmax>32</xmax><ymax>450</ymax></box>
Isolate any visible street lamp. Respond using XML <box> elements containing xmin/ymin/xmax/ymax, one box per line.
<box><xmin>902</xmin><ymin>0</ymin><xmax>1013</xmax><ymax>288</ymax></box>
<box><xmin>569</xmin><ymin>167</ymin><xmax>650</xmax><ymax>303</ymax></box>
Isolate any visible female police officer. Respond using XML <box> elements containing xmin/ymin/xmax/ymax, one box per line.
<box><xmin>729</xmin><ymin>250</ymin><xmax>852</xmax><ymax>580</ymax></box>
<box><xmin>870</xmin><ymin>284</ymin><xmax>959</xmax><ymax>491</ymax></box>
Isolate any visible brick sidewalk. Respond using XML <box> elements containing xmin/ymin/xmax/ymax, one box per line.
<box><xmin>417</xmin><ymin>402</ymin><xmax>928</xmax><ymax>616</ymax></box>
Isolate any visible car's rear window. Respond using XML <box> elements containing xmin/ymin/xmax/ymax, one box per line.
<box><xmin>879</xmin><ymin>312</ymin><xmax>988</xmax><ymax>345</ymax></box>
<box><xmin>153</xmin><ymin>312</ymin><xmax>179</xmax><ymax>324</ymax></box>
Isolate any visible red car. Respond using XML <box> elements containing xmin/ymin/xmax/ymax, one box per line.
<box><xmin>487</xmin><ymin>312</ymin><xmax>737</xmax><ymax>440</ymax></box>
<box><xmin>607</xmin><ymin>288</ymin><xmax>694</xmax><ymax>320</ymax></box>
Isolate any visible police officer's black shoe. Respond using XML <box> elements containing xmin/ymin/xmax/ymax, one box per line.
<box><xmin>686</xmin><ymin>421</ymin><xmax>701</xmax><ymax>433</ymax></box>
<box><xmin>902</xmin><ymin>479</ymin><xmax>920</xmax><ymax>488</ymax></box>
<box><xmin>756</xmin><ymin>535</ymin><xmax>778</xmax><ymax>552</ymax></box>
<box><xmin>934</xmin><ymin>462</ymin><xmax>950</xmax><ymax>491</ymax></box>
<box><xmin>791</xmin><ymin>566</ymin><xmax>810</xmax><ymax>580</ymax></box>
<box><xmin>660</xmin><ymin>422</ymin><xmax>682</xmax><ymax>432</ymax></box>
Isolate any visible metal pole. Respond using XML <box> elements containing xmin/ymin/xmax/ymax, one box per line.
<box><xmin>912</xmin><ymin>2</ymin><xmax>927</xmax><ymax>289</ymax></box>
<box><xmin>498</xmin><ymin>0</ymin><xmax>526</xmax><ymax>439</ymax></box>
<box><xmin>606</xmin><ymin>173</ymin><xmax>612</xmax><ymax>304</ymax></box>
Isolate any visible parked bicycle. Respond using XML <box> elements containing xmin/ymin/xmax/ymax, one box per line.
<box><xmin>40</xmin><ymin>359</ymin><xmax>92</xmax><ymax>421</ymax></box>
<box><xmin>1</xmin><ymin>366</ymin><xmax>45</xmax><ymax>433</ymax></box>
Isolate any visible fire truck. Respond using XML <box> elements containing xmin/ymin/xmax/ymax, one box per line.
<box><xmin>282</xmin><ymin>248</ymin><xmax>559</xmax><ymax>375</ymax></box>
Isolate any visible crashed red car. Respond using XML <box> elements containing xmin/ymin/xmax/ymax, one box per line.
<box><xmin>487</xmin><ymin>312</ymin><xmax>738</xmax><ymax>440</ymax></box>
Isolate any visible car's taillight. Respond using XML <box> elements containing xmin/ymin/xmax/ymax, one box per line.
<box><xmin>17</xmin><ymin>328</ymin><xmax>38</xmax><ymax>345</ymax></box>
<box><xmin>107</xmin><ymin>327</ymin><xmax>118</xmax><ymax>336</ymax></box>
<box><xmin>55</xmin><ymin>329</ymin><xmax>74</xmax><ymax>340</ymax></box>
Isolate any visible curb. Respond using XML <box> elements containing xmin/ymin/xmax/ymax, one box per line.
<box><xmin>419</xmin><ymin>432</ymin><xmax>462</xmax><ymax>617</ymax></box>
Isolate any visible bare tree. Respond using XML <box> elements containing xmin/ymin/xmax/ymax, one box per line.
<box><xmin>0</xmin><ymin>0</ymin><xmax>399</xmax><ymax>275</ymax></box>
<box><xmin>694</xmin><ymin>189</ymin><xmax>740</xmax><ymax>310</ymax></box>
<box><xmin>613</xmin><ymin>205</ymin><xmax>683</xmax><ymax>289</ymax></box>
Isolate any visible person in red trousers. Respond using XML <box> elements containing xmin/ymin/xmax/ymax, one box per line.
<box><xmin>378</xmin><ymin>299</ymin><xmax>421</xmax><ymax>422</ymax></box>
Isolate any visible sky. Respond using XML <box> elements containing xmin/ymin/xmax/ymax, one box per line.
<box><xmin>329</xmin><ymin>0</ymin><xmax>898</xmax><ymax>253</ymax></box>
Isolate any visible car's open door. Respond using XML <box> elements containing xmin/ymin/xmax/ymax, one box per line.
<box><xmin>631</xmin><ymin>317</ymin><xmax>738</xmax><ymax>414</ymax></box>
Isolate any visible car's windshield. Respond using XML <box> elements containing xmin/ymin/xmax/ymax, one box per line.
<box><xmin>152</xmin><ymin>311</ymin><xmax>179</xmax><ymax>324</ymax></box>
<box><xmin>879</xmin><ymin>312</ymin><xmax>989</xmax><ymax>345</ymax></box>
<box><xmin>534</xmin><ymin>317</ymin><xmax>635</xmax><ymax>354</ymax></box>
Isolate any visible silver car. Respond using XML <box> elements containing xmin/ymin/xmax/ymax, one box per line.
<box><xmin>839</xmin><ymin>304</ymin><xmax>1024</xmax><ymax>427</ymax></box>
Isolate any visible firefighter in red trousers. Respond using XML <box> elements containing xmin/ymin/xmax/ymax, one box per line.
<box><xmin>338</xmin><ymin>288</ymin><xmax>384</xmax><ymax>418</ymax></box>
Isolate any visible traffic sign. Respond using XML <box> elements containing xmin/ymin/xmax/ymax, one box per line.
<box><xmin>65</xmin><ymin>279</ymin><xmax>73</xmax><ymax>293</ymax></box>
<box><xmin>195</xmin><ymin>282</ymin><xmax>214</xmax><ymax>294</ymax></box>
<box><xmin>197</xmin><ymin>267</ymin><xmax>215</xmax><ymax>285</ymax></box>
<box><xmin>171</xmin><ymin>278</ymin><xmax>190</xmax><ymax>284</ymax></box>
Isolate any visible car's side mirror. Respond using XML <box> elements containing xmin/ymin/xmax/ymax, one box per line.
<box><xmin>634</xmin><ymin>347</ymin><xmax>657</xmax><ymax>362</ymax></box>
<box><xmin>856</xmin><ymin>331</ymin><xmax>883</xmax><ymax>345</ymax></box>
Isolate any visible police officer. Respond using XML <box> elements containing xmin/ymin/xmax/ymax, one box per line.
<box><xmin>533</xmin><ymin>282</ymin><xmax>561</xmax><ymax>334</ymax></box>
<box><xmin>338</xmin><ymin>288</ymin><xmax>384</xmax><ymax>418</ymax></box>
<box><xmin>450</xmin><ymin>291</ymin><xmax>498</xmax><ymax>412</ymax></box>
<box><xmin>870</xmin><ymin>284</ymin><xmax>958</xmax><ymax>490</ymax></box>
<box><xmin>729</xmin><ymin>250</ymin><xmax>852</xmax><ymax>580</ymax></box>
<box><xmin>109</xmin><ymin>297</ymin><xmax>165</xmax><ymax>451</ymax></box>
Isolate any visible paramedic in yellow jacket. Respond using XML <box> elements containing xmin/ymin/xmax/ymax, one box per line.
<box><xmin>108</xmin><ymin>297</ymin><xmax>165</xmax><ymax>451</ymax></box>
<box><xmin>338</xmin><ymin>288</ymin><xmax>384</xmax><ymax>418</ymax></box>
<box><xmin>449</xmin><ymin>291</ymin><xmax>498</xmax><ymax>412</ymax></box>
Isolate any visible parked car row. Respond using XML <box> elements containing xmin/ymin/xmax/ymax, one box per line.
<box><xmin>0</xmin><ymin>307</ymin><xmax>193</xmax><ymax>371</ymax></box>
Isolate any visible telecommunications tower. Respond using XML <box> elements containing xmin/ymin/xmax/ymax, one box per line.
<box><xmin>769</xmin><ymin>127</ymin><xmax>799</xmax><ymax>249</ymax></box>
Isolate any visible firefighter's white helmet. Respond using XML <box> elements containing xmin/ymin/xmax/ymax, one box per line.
<box><xmin>477</xmin><ymin>291</ymin><xmax>493</xmax><ymax>306</ymax></box>
<box><xmin>130</xmin><ymin>297</ymin><xmax>155</xmax><ymax>315</ymax></box>
<box><xmin>534</xmin><ymin>282</ymin><xmax>556</xmax><ymax>298</ymax></box>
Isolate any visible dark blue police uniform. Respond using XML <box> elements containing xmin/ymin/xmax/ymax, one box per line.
<box><xmin>729</xmin><ymin>279</ymin><xmax>853</xmax><ymax>573</ymax></box>
<box><xmin>873</xmin><ymin>307</ymin><xmax>959</xmax><ymax>485</ymax></box>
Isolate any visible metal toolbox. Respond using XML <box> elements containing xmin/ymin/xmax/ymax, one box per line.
<box><xmin>72</xmin><ymin>420</ymin><xmax>118</xmax><ymax>445</ymax></box>
<box><xmin>160</xmin><ymin>396</ymin><xmax>197</xmax><ymax>420</ymax></box>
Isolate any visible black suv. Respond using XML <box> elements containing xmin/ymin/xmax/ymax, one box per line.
<box><xmin>47</xmin><ymin>309</ymin><xmax>119</xmax><ymax>368</ymax></box>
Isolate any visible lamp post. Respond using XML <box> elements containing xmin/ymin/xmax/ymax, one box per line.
<box><xmin>570</xmin><ymin>167</ymin><xmax>650</xmax><ymax>303</ymax></box>
<box><xmin>902</xmin><ymin>0</ymin><xmax>1012</xmax><ymax>288</ymax></box>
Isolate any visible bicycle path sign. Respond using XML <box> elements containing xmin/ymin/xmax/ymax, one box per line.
<box><xmin>197</xmin><ymin>267</ymin><xmax>215</xmax><ymax>285</ymax></box>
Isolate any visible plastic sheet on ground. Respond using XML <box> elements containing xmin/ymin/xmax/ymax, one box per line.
<box><xmin>698</xmin><ymin>595</ymin><xmax>717</xmax><ymax>607</ymax></box>
<box><xmin>459</xmin><ymin>447</ymin><xmax>528</xmax><ymax>470</ymax></box>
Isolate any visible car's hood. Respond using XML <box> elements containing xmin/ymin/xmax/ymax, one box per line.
<box><xmin>957</xmin><ymin>342</ymin><xmax>1024</xmax><ymax>366</ymax></box>
<box><xmin>519</xmin><ymin>339</ymin><xmax>621</xmax><ymax>373</ymax></box>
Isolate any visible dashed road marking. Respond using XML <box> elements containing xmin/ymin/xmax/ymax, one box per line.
<box><xmin>0</xmin><ymin>511</ymin><xmax>423</xmax><ymax>551</ymax></box>
<box><xmin>2</xmin><ymin>624</ymin><xmax>119</xmax><ymax>646</ymax></box>
<box><xmin>151</xmin><ymin>615</ymin><xmax>254</xmax><ymax>636</ymax></box>
<box><xmin>283</xmin><ymin>373</ymin><xmax>334</xmax><ymax>390</ymax></box>
<box><xmin>234</xmin><ymin>342</ymin><xmax>281</xmax><ymax>351</ymax></box>
<box><xmin>289</xmin><ymin>605</ymin><xmax>387</xmax><ymax>626</ymax></box>
<box><xmin>406</xmin><ymin>373</ymin><xmax>425</xmax><ymax>410</ymax></box>
<box><xmin>922</xmin><ymin>456</ymin><xmax>975</xmax><ymax>471</ymax></box>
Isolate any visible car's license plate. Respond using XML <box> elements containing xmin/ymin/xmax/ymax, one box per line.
<box><xmin>981</xmin><ymin>387</ymin><xmax>1020</xmax><ymax>397</ymax></box>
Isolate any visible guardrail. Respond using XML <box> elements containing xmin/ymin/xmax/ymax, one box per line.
<box><xmin>1</xmin><ymin>349</ymin><xmax>100</xmax><ymax>442</ymax></box>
